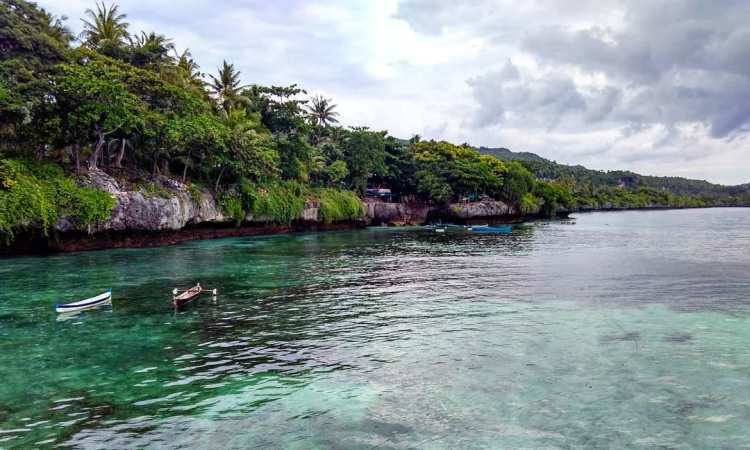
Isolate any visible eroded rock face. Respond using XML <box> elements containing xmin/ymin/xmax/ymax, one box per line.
<box><xmin>447</xmin><ymin>200</ymin><xmax>517</xmax><ymax>219</ymax></box>
<box><xmin>363</xmin><ymin>199</ymin><xmax>524</xmax><ymax>225</ymax></box>
<box><xmin>61</xmin><ymin>171</ymin><xmax>524</xmax><ymax>235</ymax></box>
<box><xmin>66</xmin><ymin>171</ymin><xmax>228</xmax><ymax>233</ymax></box>
<box><xmin>363</xmin><ymin>201</ymin><xmax>430</xmax><ymax>225</ymax></box>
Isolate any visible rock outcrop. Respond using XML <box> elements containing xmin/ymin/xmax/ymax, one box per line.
<box><xmin>447</xmin><ymin>200</ymin><xmax>518</xmax><ymax>219</ymax></box>
<box><xmin>363</xmin><ymin>200</ymin><xmax>430</xmax><ymax>225</ymax></box>
<box><xmin>66</xmin><ymin>172</ymin><xmax>526</xmax><ymax>235</ymax></box>
<box><xmin>38</xmin><ymin>171</ymin><xmax>533</xmax><ymax>253</ymax></box>
<box><xmin>69</xmin><ymin>170</ymin><xmax>227</xmax><ymax>233</ymax></box>
<box><xmin>363</xmin><ymin>198</ymin><xmax>524</xmax><ymax>225</ymax></box>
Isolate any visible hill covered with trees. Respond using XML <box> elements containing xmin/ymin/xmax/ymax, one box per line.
<box><xmin>0</xmin><ymin>1</ymin><xmax>747</xmax><ymax>244</ymax></box>
<box><xmin>478</xmin><ymin>147</ymin><xmax>750</xmax><ymax>209</ymax></box>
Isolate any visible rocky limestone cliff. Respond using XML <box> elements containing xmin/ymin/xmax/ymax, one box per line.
<box><xmin>14</xmin><ymin>170</ymin><xmax>538</xmax><ymax>254</ymax></box>
<box><xmin>55</xmin><ymin>170</ymin><xmax>227</xmax><ymax>233</ymax></box>
<box><xmin>448</xmin><ymin>200</ymin><xmax>519</xmax><ymax>219</ymax></box>
<box><xmin>363</xmin><ymin>200</ymin><xmax>430</xmax><ymax>225</ymax></box>
<box><xmin>363</xmin><ymin>198</ymin><xmax>525</xmax><ymax>226</ymax></box>
<box><xmin>58</xmin><ymin>171</ymin><xmax>524</xmax><ymax>235</ymax></box>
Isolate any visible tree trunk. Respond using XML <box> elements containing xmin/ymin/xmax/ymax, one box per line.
<box><xmin>72</xmin><ymin>144</ymin><xmax>81</xmax><ymax>172</ymax></box>
<box><xmin>182</xmin><ymin>149</ymin><xmax>191</xmax><ymax>183</ymax></box>
<box><xmin>114</xmin><ymin>139</ymin><xmax>126</xmax><ymax>168</ymax></box>
<box><xmin>64</xmin><ymin>145</ymin><xmax>72</xmax><ymax>165</ymax></box>
<box><xmin>36</xmin><ymin>144</ymin><xmax>45</xmax><ymax>161</ymax></box>
<box><xmin>214</xmin><ymin>166</ymin><xmax>225</xmax><ymax>192</ymax></box>
<box><xmin>89</xmin><ymin>124</ymin><xmax>105</xmax><ymax>170</ymax></box>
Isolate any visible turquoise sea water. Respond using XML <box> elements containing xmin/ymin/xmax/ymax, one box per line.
<box><xmin>1</xmin><ymin>208</ymin><xmax>749</xmax><ymax>449</ymax></box>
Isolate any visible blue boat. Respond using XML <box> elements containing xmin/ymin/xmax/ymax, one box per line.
<box><xmin>469</xmin><ymin>225</ymin><xmax>513</xmax><ymax>234</ymax></box>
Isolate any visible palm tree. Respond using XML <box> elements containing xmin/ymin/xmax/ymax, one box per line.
<box><xmin>129</xmin><ymin>31</ymin><xmax>174</xmax><ymax>66</ymax></box>
<box><xmin>175</xmin><ymin>49</ymin><xmax>203</xmax><ymax>84</ymax></box>
<box><xmin>79</xmin><ymin>2</ymin><xmax>129</xmax><ymax>48</ymax></box>
<box><xmin>208</xmin><ymin>61</ymin><xmax>247</xmax><ymax>111</ymax></box>
<box><xmin>132</xmin><ymin>31</ymin><xmax>174</xmax><ymax>54</ymax></box>
<box><xmin>212</xmin><ymin>107</ymin><xmax>265</xmax><ymax>190</ymax></box>
<box><xmin>307</xmin><ymin>95</ymin><xmax>340</xmax><ymax>128</ymax></box>
<box><xmin>43</xmin><ymin>12</ymin><xmax>74</xmax><ymax>45</ymax></box>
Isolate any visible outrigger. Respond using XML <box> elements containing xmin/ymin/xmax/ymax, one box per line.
<box><xmin>172</xmin><ymin>283</ymin><xmax>218</xmax><ymax>308</ymax></box>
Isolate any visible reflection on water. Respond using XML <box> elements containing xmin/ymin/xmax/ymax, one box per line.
<box><xmin>0</xmin><ymin>208</ymin><xmax>749</xmax><ymax>448</ymax></box>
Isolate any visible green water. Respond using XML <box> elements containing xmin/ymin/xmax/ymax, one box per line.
<box><xmin>1</xmin><ymin>208</ymin><xmax>750</xmax><ymax>449</ymax></box>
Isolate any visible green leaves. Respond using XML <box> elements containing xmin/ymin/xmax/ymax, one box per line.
<box><xmin>0</xmin><ymin>159</ymin><xmax>114</xmax><ymax>241</ymax></box>
<box><xmin>314</xmin><ymin>188</ymin><xmax>363</xmax><ymax>223</ymax></box>
<box><xmin>410</xmin><ymin>140</ymin><xmax>510</xmax><ymax>203</ymax></box>
<box><xmin>54</xmin><ymin>56</ymin><xmax>145</xmax><ymax>140</ymax></box>
<box><xmin>80</xmin><ymin>2</ymin><xmax>130</xmax><ymax>50</ymax></box>
<box><xmin>343</xmin><ymin>127</ymin><xmax>386</xmax><ymax>195</ymax></box>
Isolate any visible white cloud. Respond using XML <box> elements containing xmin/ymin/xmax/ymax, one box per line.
<box><xmin>34</xmin><ymin>0</ymin><xmax>750</xmax><ymax>185</ymax></box>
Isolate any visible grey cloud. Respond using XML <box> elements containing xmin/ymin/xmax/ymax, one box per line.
<box><xmin>520</xmin><ymin>0</ymin><xmax>750</xmax><ymax>138</ymax></box>
<box><xmin>468</xmin><ymin>61</ymin><xmax>616</xmax><ymax>129</ymax></box>
<box><xmin>469</xmin><ymin>70</ymin><xmax>586</xmax><ymax>128</ymax></box>
<box><xmin>392</xmin><ymin>0</ymin><xmax>499</xmax><ymax>35</ymax></box>
<box><xmin>399</xmin><ymin>0</ymin><xmax>750</xmax><ymax>141</ymax></box>
<box><xmin>585</xmin><ymin>86</ymin><xmax>621</xmax><ymax>122</ymax></box>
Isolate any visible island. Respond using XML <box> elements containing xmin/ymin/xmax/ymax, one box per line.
<box><xmin>1</xmin><ymin>1</ymin><xmax>748</xmax><ymax>255</ymax></box>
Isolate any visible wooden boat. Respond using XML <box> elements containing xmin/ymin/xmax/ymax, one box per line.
<box><xmin>469</xmin><ymin>225</ymin><xmax>513</xmax><ymax>234</ymax></box>
<box><xmin>172</xmin><ymin>284</ymin><xmax>218</xmax><ymax>307</ymax></box>
<box><xmin>55</xmin><ymin>289</ymin><xmax>112</xmax><ymax>313</ymax></box>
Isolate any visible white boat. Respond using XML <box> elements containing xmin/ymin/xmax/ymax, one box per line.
<box><xmin>55</xmin><ymin>290</ymin><xmax>112</xmax><ymax>313</ymax></box>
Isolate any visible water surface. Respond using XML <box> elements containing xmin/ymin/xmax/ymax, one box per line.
<box><xmin>1</xmin><ymin>208</ymin><xmax>749</xmax><ymax>449</ymax></box>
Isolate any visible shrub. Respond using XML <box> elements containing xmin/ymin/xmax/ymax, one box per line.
<box><xmin>313</xmin><ymin>188</ymin><xmax>363</xmax><ymax>223</ymax></box>
<box><xmin>0</xmin><ymin>159</ymin><xmax>114</xmax><ymax>242</ymax></box>
<box><xmin>187</xmin><ymin>183</ymin><xmax>204</xmax><ymax>204</ymax></box>
<box><xmin>139</xmin><ymin>181</ymin><xmax>172</xmax><ymax>199</ymax></box>
<box><xmin>520</xmin><ymin>192</ymin><xmax>540</xmax><ymax>214</ymax></box>
<box><xmin>219</xmin><ymin>190</ymin><xmax>245</xmax><ymax>226</ymax></box>
<box><xmin>239</xmin><ymin>180</ymin><xmax>306</xmax><ymax>224</ymax></box>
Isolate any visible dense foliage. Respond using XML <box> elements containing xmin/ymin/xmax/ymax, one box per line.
<box><xmin>220</xmin><ymin>180</ymin><xmax>363</xmax><ymax>225</ymax></box>
<box><xmin>479</xmin><ymin>147</ymin><xmax>750</xmax><ymax>207</ymax></box>
<box><xmin>0</xmin><ymin>159</ymin><xmax>114</xmax><ymax>241</ymax></box>
<box><xmin>0</xmin><ymin>1</ymin><xmax>745</xmax><ymax>241</ymax></box>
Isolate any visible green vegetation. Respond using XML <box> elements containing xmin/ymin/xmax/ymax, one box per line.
<box><xmin>239</xmin><ymin>180</ymin><xmax>307</xmax><ymax>225</ymax></box>
<box><xmin>479</xmin><ymin>147</ymin><xmax>750</xmax><ymax>207</ymax></box>
<box><xmin>138</xmin><ymin>181</ymin><xmax>172</xmax><ymax>199</ymax></box>
<box><xmin>0</xmin><ymin>159</ymin><xmax>114</xmax><ymax>241</ymax></box>
<box><xmin>314</xmin><ymin>188</ymin><xmax>363</xmax><ymax>223</ymax></box>
<box><xmin>222</xmin><ymin>181</ymin><xmax>363</xmax><ymax>225</ymax></box>
<box><xmin>0</xmin><ymin>1</ymin><xmax>745</xmax><ymax>243</ymax></box>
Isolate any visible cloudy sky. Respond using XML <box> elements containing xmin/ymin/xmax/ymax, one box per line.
<box><xmin>38</xmin><ymin>0</ymin><xmax>750</xmax><ymax>185</ymax></box>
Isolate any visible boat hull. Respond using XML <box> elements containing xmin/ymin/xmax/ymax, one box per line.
<box><xmin>173</xmin><ymin>287</ymin><xmax>203</xmax><ymax>307</ymax></box>
<box><xmin>55</xmin><ymin>290</ymin><xmax>112</xmax><ymax>313</ymax></box>
<box><xmin>470</xmin><ymin>225</ymin><xmax>513</xmax><ymax>234</ymax></box>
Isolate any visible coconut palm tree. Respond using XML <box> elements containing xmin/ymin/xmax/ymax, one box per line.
<box><xmin>208</xmin><ymin>61</ymin><xmax>247</xmax><ymax>111</ymax></box>
<box><xmin>129</xmin><ymin>31</ymin><xmax>174</xmax><ymax>67</ymax></box>
<box><xmin>79</xmin><ymin>2</ymin><xmax>129</xmax><ymax>48</ymax></box>
<box><xmin>43</xmin><ymin>12</ymin><xmax>74</xmax><ymax>45</ymax></box>
<box><xmin>307</xmin><ymin>95</ymin><xmax>340</xmax><ymax>128</ymax></box>
<box><xmin>175</xmin><ymin>49</ymin><xmax>203</xmax><ymax>84</ymax></box>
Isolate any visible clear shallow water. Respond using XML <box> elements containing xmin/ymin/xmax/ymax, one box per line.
<box><xmin>1</xmin><ymin>208</ymin><xmax>750</xmax><ymax>449</ymax></box>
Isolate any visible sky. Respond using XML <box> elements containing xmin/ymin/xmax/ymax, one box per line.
<box><xmin>37</xmin><ymin>0</ymin><xmax>750</xmax><ymax>185</ymax></box>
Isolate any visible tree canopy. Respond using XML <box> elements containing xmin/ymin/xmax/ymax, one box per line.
<box><xmin>2</xmin><ymin>0</ymin><xmax>741</xmax><ymax>242</ymax></box>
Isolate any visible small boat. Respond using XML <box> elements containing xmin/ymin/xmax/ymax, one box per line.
<box><xmin>55</xmin><ymin>289</ymin><xmax>112</xmax><ymax>313</ymax></box>
<box><xmin>172</xmin><ymin>283</ymin><xmax>218</xmax><ymax>308</ymax></box>
<box><xmin>470</xmin><ymin>225</ymin><xmax>513</xmax><ymax>234</ymax></box>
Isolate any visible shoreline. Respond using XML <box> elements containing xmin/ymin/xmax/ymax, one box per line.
<box><xmin>4</xmin><ymin>205</ymin><xmax>747</xmax><ymax>257</ymax></box>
